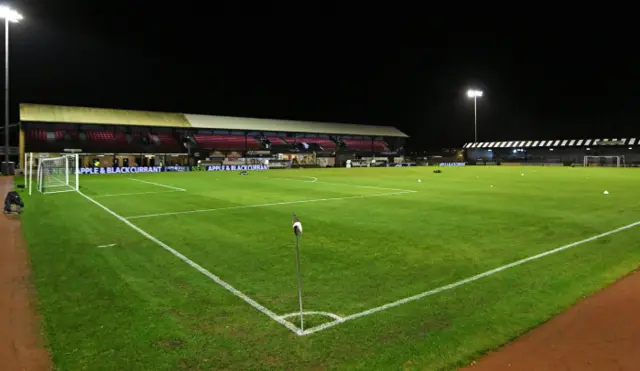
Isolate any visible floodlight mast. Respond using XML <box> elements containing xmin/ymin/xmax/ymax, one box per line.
<box><xmin>0</xmin><ymin>6</ymin><xmax>22</xmax><ymax>175</ymax></box>
<box><xmin>466</xmin><ymin>89</ymin><xmax>483</xmax><ymax>143</ymax></box>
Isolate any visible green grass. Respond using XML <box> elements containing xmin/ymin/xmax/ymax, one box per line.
<box><xmin>19</xmin><ymin>166</ymin><xmax>640</xmax><ymax>370</ymax></box>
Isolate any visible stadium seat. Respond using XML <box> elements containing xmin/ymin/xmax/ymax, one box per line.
<box><xmin>343</xmin><ymin>139</ymin><xmax>389</xmax><ymax>152</ymax></box>
<box><xmin>149</xmin><ymin>133</ymin><xmax>182</xmax><ymax>151</ymax></box>
<box><xmin>193</xmin><ymin>134</ymin><xmax>260</xmax><ymax>150</ymax></box>
<box><xmin>114</xmin><ymin>132</ymin><xmax>128</xmax><ymax>144</ymax></box>
<box><xmin>285</xmin><ymin>137</ymin><xmax>336</xmax><ymax>149</ymax></box>
<box><xmin>267</xmin><ymin>136</ymin><xmax>287</xmax><ymax>144</ymax></box>
<box><xmin>80</xmin><ymin>130</ymin><xmax>131</xmax><ymax>151</ymax></box>
<box><xmin>26</xmin><ymin>129</ymin><xmax>47</xmax><ymax>141</ymax></box>
<box><xmin>66</xmin><ymin>130</ymin><xmax>80</xmax><ymax>140</ymax></box>
<box><xmin>86</xmin><ymin>130</ymin><xmax>117</xmax><ymax>142</ymax></box>
<box><xmin>128</xmin><ymin>131</ymin><xmax>151</xmax><ymax>145</ymax></box>
<box><xmin>151</xmin><ymin>133</ymin><xmax>178</xmax><ymax>145</ymax></box>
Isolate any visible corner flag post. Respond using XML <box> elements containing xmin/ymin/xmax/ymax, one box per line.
<box><xmin>293</xmin><ymin>212</ymin><xmax>304</xmax><ymax>331</ymax></box>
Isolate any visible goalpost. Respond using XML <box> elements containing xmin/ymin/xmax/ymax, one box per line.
<box><xmin>24</xmin><ymin>152</ymin><xmax>34</xmax><ymax>195</ymax></box>
<box><xmin>583</xmin><ymin>155</ymin><xmax>626</xmax><ymax>168</ymax></box>
<box><xmin>32</xmin><ymin>154</ymin><xmax>80</xmax><ymax>194</ymax></box>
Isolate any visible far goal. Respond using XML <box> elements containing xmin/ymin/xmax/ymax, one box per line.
<box><xmin>583</xmin><ymin>155</ymin><xmax>626</xmax><ymax>168</ymax></box>
<box><xmin>35</xmin><ymin>154</ymin><xmax>80</xmax><ymax>194</ymax></box>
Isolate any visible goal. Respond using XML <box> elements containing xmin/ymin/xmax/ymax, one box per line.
<box><xmin>35</xmin><ymin>154</ymin><xmax>80</xmax><ymax>194</ymax></box>
<box><xmin>583</xmin><ymin>155</ymin><xmax>626</xmax><ymax>167</ymax></box>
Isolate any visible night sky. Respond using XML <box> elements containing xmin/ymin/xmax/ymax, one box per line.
<box><xmin>4</xmin><ymin>3</ymin><xmax>639</xmax><ymax>149</ymax></box>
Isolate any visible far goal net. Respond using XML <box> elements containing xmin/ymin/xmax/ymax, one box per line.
<box><xmin>36</xmin><ymin>154</ymin><xmax>80</xmax><ymax>194</ymax></box>
<box><xmin>583</xmin><ymin>155</ymin><xmax>625</xmax><ymax>167</ymax></box>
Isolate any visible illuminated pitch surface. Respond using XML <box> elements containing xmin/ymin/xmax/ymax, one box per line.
<box><xmin>21</xmin><ymin>167</ymin><xmax>640</xmax><ymax>370</ymax></box>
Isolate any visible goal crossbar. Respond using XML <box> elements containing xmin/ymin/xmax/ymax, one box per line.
<box><xmin>583</xmin><ymin>155</ymin><xmax>626</xmax><ymax>168</ymax></box>
<box><xmin>31</xmin><ymin>154</ymin><xmax>80</xmax><ymax>194</ymax></box>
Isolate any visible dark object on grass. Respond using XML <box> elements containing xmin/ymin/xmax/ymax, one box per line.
<box><xmin>17</xmin><ymin>184</ymin><xmax>25</xmax><ymax>189</ymax></box>
<box><xmin>239</xmin><ymin>171</ymin><xmax>248</xmax><ymax>175</ymax></box>
<box><xmin>4</xmin><ymin>191</ymin><xmax>24</xmax><ymax>214</ymax></box>
<box><xmin>433</xmin><ymin>169</ymin><xmax>442</xmax><ymax>173</ymax></box>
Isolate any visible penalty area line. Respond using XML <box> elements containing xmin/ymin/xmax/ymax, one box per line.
<box><xmin>269</xmin><ymin>176</ymin><xmax>318</xmax><ymax>183</ymax></box>
<box><xmin>94</xmin><ymin>190</ymin><xmax>183</xmax><ymax>198</ymax></box>
<box><xmin>77</xmin><ymin>191</ymin><xmax>301</xmax><ymax>335</ymax></box>
<box><xmin>268</xmin><ymin>176</ymin><xmax>415</xmax><ymax>193</ymax></box>
<box><xmin>129</xmin><ymin>178</ymin><xmax>186</xmax><ymax>191</ymax></box>
<box><xmin>124</xmin><ymin>191</ymin><xmax>416</xmax><ymax>220</ymax></box>
<box><xmin>298</xmin><ymin>219</ymin><xmax>640</xmax><ymax>336</ymax></box>
<box><xmin>314</xmin><ymin>180</ymin><xmax>415</xmax><ymax>193</ymax></box>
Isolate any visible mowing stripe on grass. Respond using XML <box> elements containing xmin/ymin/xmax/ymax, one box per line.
<box><xmin>77</xmin><ymin>191</ymin><xmax>302</xmax><ymax>335</ymax></box>
<box><xmin>269</xmin><ymin>176</ymin><xmax>318</xmax><ymax>183</ymax></box>
<box><xmin>299</xmin><ymin>219</ymin><xmax>640</xmax><ymax>336</ymax></box>
<box><xmin>314</xmin><ymin>180</ymin><xmax>415</xmax><ymax>193</ymax></box>
<box><xmin>94</xmin><ymin>190</ymin><xmax>183</xmax><ymax>198</ymax></box>
<box><xmin>129</xmin><ymin>178</ymin><xmax>186</xmax><ymax>191</ymax></box>
<box><xmin>268</xmin><ymin>176</ymin><xmax>414</xmax><ymax>193</ymax></box>
<box><xmin>124</xmin><ymin>191</ymin><xmax>416</xmax><ymax>220</ymax></box>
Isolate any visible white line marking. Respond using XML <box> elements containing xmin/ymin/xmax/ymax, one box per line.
<box><xmin>41</xmin><ymin>189</ymin><xmax>76</xmax><ymax>194</ymax></box>
<box><xmin>271</xmin><ymin>177</ymin><xmax>413</xmax><ymax>193</ymax></box>
<box><xmin>314</xmin><ymin>180</ymin><xmax>413</xmax><ymax>193</ymax></box>
<box><xmin>97</xmin><ymin>244</ymin><xmax>116</xmax><ymax>248</ymax></box>
<box><xmin>299</xmin><ymin>219</ymin><xmax>640</xmax><ymax>336</ymax></box>
<box><xmin>77</xmin><ymin>191</ymin><xmax>301</xmax><ymax>335</ymax></box>
<box><xmin>279</xmin><ymin>311</ymin><xmax>344</xmax><ymax>322</ymax></box>
<box><xmin>276</xmin><ymin>176</ymin><xmax>318</xmax><ymax>183</ymax></box>
<box><xmin>129</xmin><ymin>178</ymin><xmax>186</xmax><ymax>191</ymax></box>
<box><xmin>124</xmin><ymin>191</ymin><xmax>416</xmax><ymax>219</ymax></box>
<box><xmin>94</xmin><ymin>190</ymin><xmax>182</xmax><ymax>198</ymax></box>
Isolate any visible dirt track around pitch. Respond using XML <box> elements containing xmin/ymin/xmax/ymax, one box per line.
<box><xmin>0</xmin><ymin>177</ymin><xmax>51</xmax><ymax>370</ymax></box>
<box><xmin>460</xmin><ymin>268</ymin><xmax>640</xmax><ymax>371</ymax></box>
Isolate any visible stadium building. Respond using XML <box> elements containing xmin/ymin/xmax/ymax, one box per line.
<box><xmin>463</xmin><ymin>138</ymin><xmax>640</xmax><ymax>166</ymax></box>
<box><xmin>18</xmin><ymin>104</ymin><xmax>409</xmax><ymax>172</ymax></box>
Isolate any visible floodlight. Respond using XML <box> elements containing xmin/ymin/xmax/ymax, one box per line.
<box><xmin>467</xmin><ymin>89</ymin><xmax>483</xmax><ymax>98</ymax></box>
<box><xmin>0</xmin><ymin>6</ymin><xmax>22</xmax><ymax>22</ymax></box>
<box><xmin>466</xmin><ymin>89</ymin><xmax>484</xmax><ymax>142</ymax></box>
<box><xmin>1</xmin><ymin>5</ymin><xmax>22</xmax><ymax>174</ymax></box>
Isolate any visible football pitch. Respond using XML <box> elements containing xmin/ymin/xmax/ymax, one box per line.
<box><xmin>21</xmin><ymin>166</ymin><xmax>640</xmax><ymax>370</ymax></box>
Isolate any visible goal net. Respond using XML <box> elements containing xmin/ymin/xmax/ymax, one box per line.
<box><xmin>36</xmin><ymin>154</ymin><xmax>80</xmax><ymax>194</ymax></box>
<box><xmin>583</xmin><ymin>155</ymin><xmax>625</xmax><ymax>167</ymax></box>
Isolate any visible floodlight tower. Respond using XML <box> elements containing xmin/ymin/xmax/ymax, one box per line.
<box><xmin>0</xmin><ymin>5</ymin><xmax>22</xmax><ymax>174</ymax></box>
<box><xmin>466</xmin><ymin>89</ymin><xmax>483</xmax><ymax>143</ymax></box>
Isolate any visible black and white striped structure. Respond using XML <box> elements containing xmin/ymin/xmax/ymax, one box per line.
<box><xmin>462</xmin><ymin>138</ymin><xmax>640</xmax><ymax>165</ymax></box>
<box><xmin>462</xmin><ymin>138</ymin><xmax>638</xmax><ymax>149</ymax></box>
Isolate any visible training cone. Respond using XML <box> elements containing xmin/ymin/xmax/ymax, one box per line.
<box><xmin>603</xmin><ymin>190</ymin><xmax>609</xmax><ymax>195</ymax></box>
